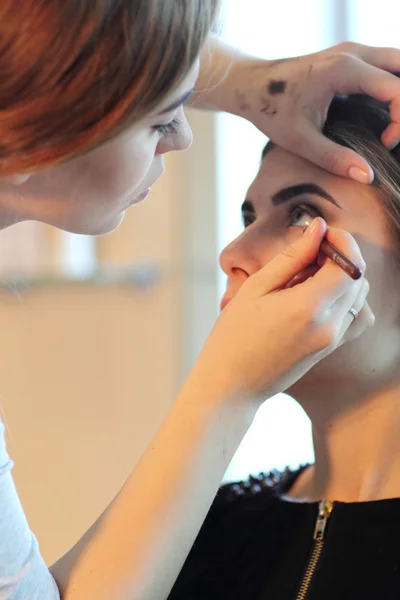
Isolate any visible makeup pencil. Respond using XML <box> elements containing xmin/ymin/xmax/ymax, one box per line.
<box><xmin>320</xmin><ymin>238</ymin><xmax>363</xmax><ymax>280</ymax></box>
<box><xmin>301</xmin><ymin>219</ymin><xmax>363</xmax><ymax>280</ymax></box>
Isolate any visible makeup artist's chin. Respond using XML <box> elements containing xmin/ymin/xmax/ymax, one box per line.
<box><xmin>84</xmin><ymin>213</ymin><xmax>126</xmax><ymax>236</ymax></box>
<box><xmin>88</xmin><ymin>202</ymin><xmax>132</xmax><ymax>236</ymax></box>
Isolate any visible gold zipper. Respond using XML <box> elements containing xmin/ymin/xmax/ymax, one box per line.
<box><xmin>295</xmin><ymin>500</ymin><xmax>334</xmax><ymax>600</ymax></box>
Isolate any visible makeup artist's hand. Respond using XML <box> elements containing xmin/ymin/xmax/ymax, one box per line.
<box><xmin>226</xmin><ymin>42</ymin><xmax>400</xmax><ymax>184</ymax></box>
<box><xmin>186</xmin><ymin>218</ymin><xmax>374</xmax><ymax>406</ymax></box>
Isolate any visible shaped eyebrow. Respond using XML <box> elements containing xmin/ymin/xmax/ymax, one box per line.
<box><xmin>271</xmin><ymin>183</ymin><xmax>342</xmax><ymax>208</ymax></box>
<box><xmin>157</xmin><ymin>89</ymin><xmax>194</xmax><ymax>115</ymax></box>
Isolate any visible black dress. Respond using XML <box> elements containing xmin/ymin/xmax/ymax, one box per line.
<box><xmin>167</xmin><ymin>466</ymin><xmax>400</xmax><ymax>599</ymax></box>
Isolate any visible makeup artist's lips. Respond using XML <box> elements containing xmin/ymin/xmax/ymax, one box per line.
<box><xmin>128</xmin><ymin>167</ymin><xmax>165</xmax><ymax>207</ymax></box>
<box><xmin>125</xmin><ymin>188</ymin><xmax>151</xmax><ymax>208</ymax></box>
<box><xmin>132</xmin><ymin>188</ymin><xmax>151</xmax><ymax>204</ymax></box>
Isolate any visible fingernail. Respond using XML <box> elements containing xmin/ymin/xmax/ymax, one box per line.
<box><xmin>348</xmin><ymin>166</ymin><xmax>373</xmax><ymax>184</ymax></box>
<box><xmin>368</xmin><ymin>314</ymin><xmax>376</xmax><ymax>327</ymax></box>
<box><xmin>388</xmin><ymin>139</ymin><xmax>400</xmax><ymax>151</ymax></box>
<box><xmin>304</xmin><ymin>218</ymin><xmax>318</xmax><ymax>236</ymax></box>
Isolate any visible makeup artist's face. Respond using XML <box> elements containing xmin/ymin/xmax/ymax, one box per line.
<box><xmin>0</xmin><ymin>62</ymin><xmax>199</xmax><ymax>235</ymax></box>
<box><xmin>220</xmin><ymin>146</ymin><xmax>400</xmax><ymax>393</ymax></box>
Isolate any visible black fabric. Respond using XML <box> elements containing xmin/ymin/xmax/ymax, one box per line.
<box><xmin>167</xmin><ymin>467</ymin><xmax>400</xmax><ymax>600</ymax></box>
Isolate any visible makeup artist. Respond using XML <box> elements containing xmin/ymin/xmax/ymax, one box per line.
<box><xmin>1</xmin><ymin>3</ymin><xmax>400</xmax><ymax>600</ymax></box>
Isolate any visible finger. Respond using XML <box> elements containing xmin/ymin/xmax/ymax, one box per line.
<box><xmin>339</xmin><ymin>44</ymin><xmax>400</xmax><ymax>73</ymax></box>
<box><xmin>337</xmin><ymin>282</ymin><xmax>375</xmax><ymax>345</ymax></box>
<box><xmin>304</xmin><ymin>226</ymin><xmax>366</xmax><ymax>307</ymax></box>
<box><xmin>291</xmin><ymin>125</ymin><xmax>374</xmax><ymax>183</ymax></box>
<box><xmin>244</xmin><ymin>217</ymin><xmax>327</xmax><ymax>296</ymax></box>
<box><xmin>353</xmin><ymin>64</ymin><xmax>400</xmax><ymax>123</ymax></box>
<box><xmin>327</xmin><ymin>57</ymin><xmax>400</xmax><ymax>142</ymax></box>
<box><xmin>284</xmin><ymin>263</ymin><xmax>320</xmax><ymax>289</ymax></box>
<box><xmin>328</xmin><ymin>57</ymin><xmax>400</xmax><ymax>105</ymax></box>
<box><xmin>381</xmin><ymin>121</ymin><xmax>400</xmax><ymax>150</ymax></box>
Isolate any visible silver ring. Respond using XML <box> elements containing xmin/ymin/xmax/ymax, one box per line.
<box><xmin>349</xmin><ymin>307</ymin><xmax>359</xmax><ymax>321</ymax></box>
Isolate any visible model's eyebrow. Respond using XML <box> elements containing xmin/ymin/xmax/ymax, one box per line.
<box><xmin>271</xmin><ymin>183</ymin><xmax>342</xmax><ymax>208</ymax></box>
<box><xmin>241</xmin><ymin>200</ymin><xmax>255</xmax><ymax>213</ymax></box>
<box><xmin>157</xmin><ymin>89</ymin><xmax>194</xmax><ymax>115</ymax></box>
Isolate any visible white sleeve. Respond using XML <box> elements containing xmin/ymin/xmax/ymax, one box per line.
<box><xmin>0</xmin><ymin>421</ymin><xmax>60</xmax><ymax>600</ymax></box>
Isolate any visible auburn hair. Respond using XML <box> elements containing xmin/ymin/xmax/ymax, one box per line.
<box><xmin>0</xmin><ymin>0</ymin><xmax>220</xmax><ymax>175</ymax></box>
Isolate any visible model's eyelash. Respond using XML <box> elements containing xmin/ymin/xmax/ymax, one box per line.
<box><xmin>242</xmin><ymin>202</ymin><xmax>323</xmax><ymax>230</ymax></box>
<box><xmin>287</xmin><ymin>202</ymin><xmax>322</xmax><ymax>227</ymax></box>
<box><xmin>153</xmin><ymin>118</ymin><xmax>181</xmax><ymax>136</ymax></box>
<box><xmin>242</xmin><ymin>213</ymin><xmax>256</xmax><ymax>228</ymax></box>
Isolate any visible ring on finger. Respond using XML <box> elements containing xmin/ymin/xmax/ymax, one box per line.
<box><xmin>349</xmin><ymin>307</ymin><xmax>359</xmax><ymax>321</ymax></box>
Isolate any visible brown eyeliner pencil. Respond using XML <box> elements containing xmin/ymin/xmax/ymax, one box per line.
<box><xmin>320</xmin><ymin>238</ymin><xmax>363</xmax><ymax>280</ymax></box>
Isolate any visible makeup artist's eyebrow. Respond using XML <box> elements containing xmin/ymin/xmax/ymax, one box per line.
<box><xmin>271</xmin><ymin>183</ymin><xmax>342</xmax><ymax>208</ymax></box>
<box><xmin>157</xmin><ymin>89</ymin><xmax>195</xmax><ymax>115</ymax></box>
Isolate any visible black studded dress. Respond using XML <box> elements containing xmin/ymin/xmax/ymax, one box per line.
<box><xmin>167</xmin><ymin>465</ymin><xmax>400</xmax><ymax>600</ymax></box>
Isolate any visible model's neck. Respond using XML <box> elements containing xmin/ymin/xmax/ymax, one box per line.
<box><xmin>289</xmin><ymin>382</ymin><xmax>400</xmax><ymax>503</ymax></box>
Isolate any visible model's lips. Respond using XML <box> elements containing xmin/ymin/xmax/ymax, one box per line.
<box><xmin>220</xmin><ymin>264</ymin><xmax>320</xmax><ymax>310</ymax></box>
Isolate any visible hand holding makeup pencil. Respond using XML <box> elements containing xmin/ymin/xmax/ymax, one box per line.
<box><xmin>185</xmin><ymin>218</ymin><xmax>374</xmax><ymax>407</ymax></box>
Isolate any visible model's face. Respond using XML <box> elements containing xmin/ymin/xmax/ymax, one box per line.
<box><xmin>0</xmin><ymin>61</ymin><xmax>200</xmax><ymax>235</ymax></box>
<box><xmin>220</xmin><ymin>146</ymin><xmax>400</xmax><ymax>393</ymax></box>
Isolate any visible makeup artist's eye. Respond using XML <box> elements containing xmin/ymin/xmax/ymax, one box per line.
<box><xmin>152</xmin><ymin>118</ymin><xmax>181</xmax><ymax>136</ymax></box>
<box><xmin>289</xmin><ymin>204</ymin><xmax>321</xmax><ymax>228</ymax></box>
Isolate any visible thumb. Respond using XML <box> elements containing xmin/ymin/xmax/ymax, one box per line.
<box><xmin>246</xmin><ymin>217</ymin><xmax>327</xmax><ymax>295</ymax></box>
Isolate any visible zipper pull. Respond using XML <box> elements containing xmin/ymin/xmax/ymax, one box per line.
<box><xmin>313</xmin><ymin>500</ymin><xmax>334</xmax><ymax>541</ymax></box>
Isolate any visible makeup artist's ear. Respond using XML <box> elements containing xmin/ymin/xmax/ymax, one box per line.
<box><xmin>3</xmin><ymin>174</ymin><xmax>31</xmax><ymax>185</ymax></box>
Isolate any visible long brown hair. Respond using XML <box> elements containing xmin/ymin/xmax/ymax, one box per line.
<box><xmin>0</xmin><ymin>0</ymin><xmax>219</xmax><ymax>175</ymax></box>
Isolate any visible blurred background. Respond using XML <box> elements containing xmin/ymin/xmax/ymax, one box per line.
<box><xmin>0</xmin><ymin>0</ymin><xmax>398</xmax><ymax>564</ymax></box>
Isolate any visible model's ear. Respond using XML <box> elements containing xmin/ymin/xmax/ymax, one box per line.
<box><xmin>3</xmin><ymin>174</ymin><xmax>31</xmax><ymax>185</ymax></box>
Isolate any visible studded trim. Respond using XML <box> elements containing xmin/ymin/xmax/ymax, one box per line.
<box><xmin>218</xmin><ymin>464</ymin><xmax>311</xmax><ymax>503</ymax></box>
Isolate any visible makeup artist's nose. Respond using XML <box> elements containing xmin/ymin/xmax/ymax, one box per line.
<box><xmin>156</xmin><ymin>108</ymin><xmax>193</xmax><ymax>155</ymax></box>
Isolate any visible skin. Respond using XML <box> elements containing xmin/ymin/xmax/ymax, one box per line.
<box><xmin>220</xmin><ymin>146</ymin><xmax>400</xmax><ymax>503</ymax></box>
<box><xmin>0</xmin><ymin>61</ymin><xmax>199</xmax><ymax>236</ymax></box>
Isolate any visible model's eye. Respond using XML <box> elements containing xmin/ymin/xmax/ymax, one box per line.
<box><xmin>242</xmin><ymin>213</ymin><xmax>256</xmax><ymax>228</ymax></box>
<box><xmin>289</xmin><ymin>204</ymin><xmax>320</xmax><ymax>228</ymax></box>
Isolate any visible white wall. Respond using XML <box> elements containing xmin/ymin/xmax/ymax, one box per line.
<box><xmin>348</xmin><ymin>0</ymin><xmax>400</xmax><ymax>45</ymax></box>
